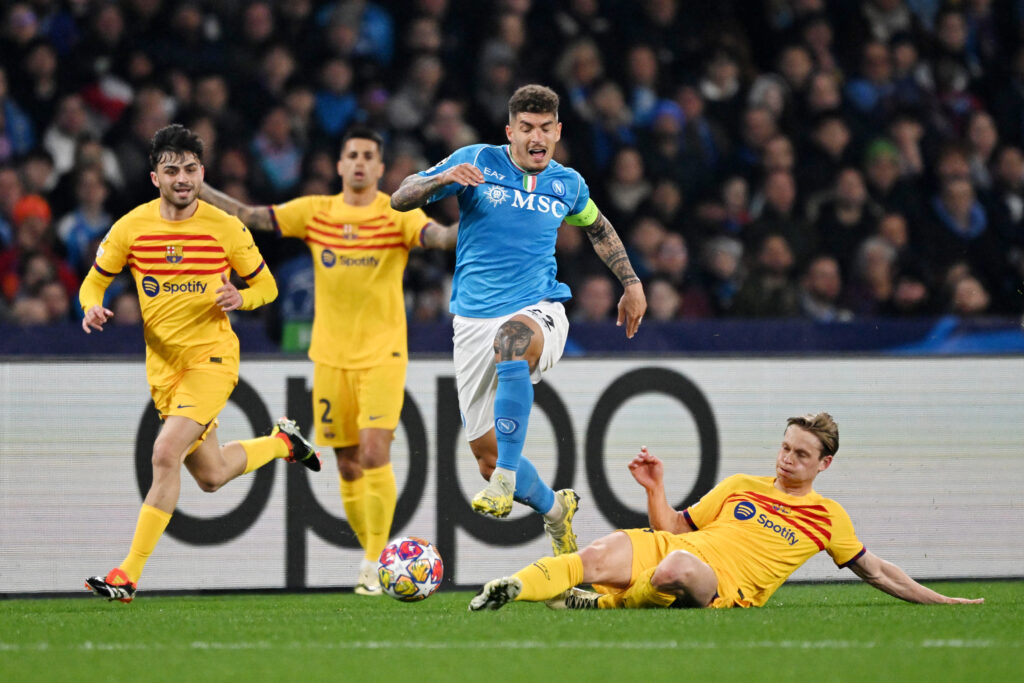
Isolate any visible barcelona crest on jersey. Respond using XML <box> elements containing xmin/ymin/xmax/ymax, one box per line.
<box><xmin>165</xmin><ymin>245</ymin><xmax>184</xmax><ymax>264</ymax></box>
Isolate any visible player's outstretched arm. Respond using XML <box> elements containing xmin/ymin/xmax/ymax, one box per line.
<box><xmin>201</xmin><ymin>184</ymin><xmax>275</xmax><ymax>232</ymax></box>
<box><xmin>420</xmin><ymin>221</ymin><xmax>459</xmax><ymax>250</ymax></box>
<box><xmin>578</xmin><ymin>211</ymin><xmax>647</xmax><ymax>338</ymax></box>
<box><xmin>849</xmin><ymin>551</ymin><xmax>984</xmax><ymax>605</ymax></box>
<box><xmin>390</xmin><ymin>164</ymin><xmax>484</xmax><ymax>211</ymax></box>
<box><xmin>628</xmin><ymin>447</ymin><xmax>693</xmax><ymax>534</ymax></box>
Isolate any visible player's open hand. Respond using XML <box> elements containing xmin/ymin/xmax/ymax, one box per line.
<box><xmin>82</xmin><ymin>305</ymin><xmax>114</xmax><ymax>333</ymax></box>
<box><xmin>442</xmin><ymin>163</ymin><xmax>485</xmax><ymax>188</ymax></box>
<box><xmin>943</xmin><ymin>596</ymin><xmax>985</xmax><ymax>604</ymax></box>
<box><xmin>215</xmin><ymin>271</ymin><xmax>242</xmax><ymax>311</ymax></box>
<box><xmin>628</xmin><ymin>446</ymin><xmax>664</xmax><ymax>490</ymax></box>
<box><xmin>616</xmin><ymin>281</ymin><xmax>646</xmax><ymax>339</ymax></box>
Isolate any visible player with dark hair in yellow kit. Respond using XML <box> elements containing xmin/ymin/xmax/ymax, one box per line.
<box><xmin>80</xmin><ymin>124</ymin><xmax>319</xmax><ymax>603</ymax></box>
<box><xmin>202</xmin><ymin>125</ymin><xmax>457</xmax><ymax>594</ymax></box>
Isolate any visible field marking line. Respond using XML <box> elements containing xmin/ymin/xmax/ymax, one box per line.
<box><xmin>0</xmin><ymin>639</ymin><xmax>1015</xmax><ymax>653</ymax></box>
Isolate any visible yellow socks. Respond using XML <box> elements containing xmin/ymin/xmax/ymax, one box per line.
<box><xmin>362</xmin><ymin>464</ymin><xmax>397</xmax><ymax>562</ymax></box>
<box><xmin>119</xmin><ymin>504</ymin><xmax>172</xmax><ymax>584</ymax></box>
<box><xmin>239</xmin><ymin>435</ymin><xmax>290</xmax><ymax>474</ymax></box>
<box><xmin>340</xmin><ymin>464</ymin><xmax>397</xmax><ymax>561</ymax></box>
<box><xmin>596</xmin><ymin>567</ymin><xmax>677</xmax><ymax>609</ymax></box>
<box><xmin>340</xmin><ymin>474</ymin><xmax>369</xmax><ymax>551</ymax></box>
<box><xmin>512</xmin><ymin>553</ymin><xmax>584</xmax><ymax>602</ymax></box>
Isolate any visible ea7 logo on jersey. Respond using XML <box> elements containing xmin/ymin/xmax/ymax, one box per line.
<box><xmin>511</xmin><ymin>190</ymin><xmax>567</xmax><ymax>218</ymax></box>
<box><xmin>484</xmin><ymin>167</ymin><xmax>506</xmax><ymax>180</ymax></box>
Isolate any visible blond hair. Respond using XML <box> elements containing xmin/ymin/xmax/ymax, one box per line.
<box><xmin>786</xmin><ymin>412</ymin><xmax>839</xmax><ymax>458</ymax></box>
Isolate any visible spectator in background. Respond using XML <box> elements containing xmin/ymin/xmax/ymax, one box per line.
<box><xmin>0</xmin><ymin>194</ymin><xmax>77</xmax><ymax>306</ymax></box>
<box><xmin>624</xmin><ymin>216</ymin><xmax>668</xmax><ymax>282</ymax></box>
<box><xmin>387</xmin><ymin>53</ymin><xmax>443</xmax><ymax>134</ymax></box>
<box><xmin>55</xmin><ymin>166</ymin><xmax>112</xmax><ymax>277</ymax></box>
<box><xmin>921</xmin><ymin>177</ymin><xmax>1005</xmax><ymax>299</ymax></box>
<box><xmin>965</xmin><ymin>110</ymin><xmax>998</xmax><ymax>191</ymax></box>
<box><xmin>887</xmin><ymin>109</ymin><xmax>927</xmax><ymax>179</ymax></box>
<box><xmin>624</xmin><ymin>44</ymin><xmax>661</xmax><ymax>127</ymax></box>
<box><xmin>776</xmin><ymin>44</ymin><xmax>815</xmax><ymax>109</ymax></box>
<box><xmin>949</xmin><ymin>272</ymin><xmax>991</xmax><ymax>316</ymax></box>
<box><xmin>803</xmin><ymin>70</ymin><xmax>843</xmax><ymax>120</ymax></box>
<box><xmin>748</xmin><ymin>169</ymin><xmax>815</xmax><ymax>266</ymax></box>
<box><xmin>733</xmin><ymin>232</ymin><xmax>800</xmax><ymax>317</ymax></box>
<box><xmin>572</xmin><ymin>273</ymin><xmax>617</xmax><ymax>323</ymax></box>
<box><xmin>989</xmin><ymin>145</ymin><xmax>1024</xmax><ymax>250</ymax></box>
<box><xmin>314</xmin><ymin>58</ymin><xmax>359</xmax><ymax>139</ymax></box>
<box><xmin>644</xmin><ymin>275</ymin><xmax>681</xmax><ymax>322</ymax></box>
<box><xmin>555</xmin><ymin>38</ymin><xmax>605</xmax><ymax>122</ymax></box>
<box><xmin>845</xmin><ymin>40</ymin><xmax>895</xmax><ymax>127</ymax></box>
<box><xmin>18</xmin><ymin>37</ymin><xmax>64</xmax><ymax>132</ymax></box>
<box><xmin>43</xmin><ymin>94</ymin><xmax>97</xmax><ymax>179</ymax></box>
<box><xmin>422</xmin><ymin>99</ymin><xmax>478</xmax><ymax>161</ymax></box>
<box><xmin>699</xmin><ymin>47</ymin><xmax>745</xmax><ymax>137</ymax></box>
<box><xmin>844</xmin><ymin>235</ymin><xmax>897</xmax><ymax>316</ymax></box>
<box><xmin>799</xmin><ymin>254</ymin><xmax>853</xmax><ymax>322</ymax></box>
<box><xmin>251</xmin><ymin>105</ymin><xmax>304</xmax><ymax>202</ymax></box>
<box><xmin>798</xmin><ymin>110</ymin><xmax>854</xmax><ymax>196</ymax></box>
<box><xmin>814</xmin><ymin>168</ymin><xmax>883</xmax><ymax>276</ymax></box>
<box><xmin>0</xmin><ymin>65</ymin><xmax>35</xmax><ymax>162</ymax></box>
<box><xmin>862</xmin><ymin>137</ymin><xmax>921</xmax><ymax>217</ymax></box>
<box><xmin>700</xmin><ymin>236</ymin><xmax>745</xmax><ymax>316</ymax></box>
<box><xmin>648</xmin><ymin>234</ymin><xmax>713</xmax><ymax>319</ymax></box>
<box><xmin>603</xmin><ymin>147</ymin><xmax>651</xmax><ymax>226</ymax></box>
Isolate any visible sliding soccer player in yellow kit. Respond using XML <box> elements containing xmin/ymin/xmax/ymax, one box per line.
<box><xmin>202</xmin><ymin>125</ymin><xmax>457</xmax><ymax>594</ymax></box>
<box><xmin>471</xmin><ymin>412</ymin><xmax>984</xmax><ymax>610</ymax></box>
<box><xmin>80</xmin><ymin>124</ymin><xmax>319</xmax><ymax>603</ymax></box>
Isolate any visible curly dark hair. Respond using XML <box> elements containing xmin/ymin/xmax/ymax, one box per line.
<box><xmin>508</xmin><ymin>84</ymin><xmax>560</xmax><ymax>121</ymax></box>
<box><xmin>148</xmin><ymin>124</ymin><xmax>204</xmax><ymax>170</ymax></box>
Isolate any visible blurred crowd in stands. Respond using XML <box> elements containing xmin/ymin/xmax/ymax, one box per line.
<box><xmin>1</xmin><ymin>0</ymin><xmax>1023</xmax><ymax>333</ymax></box>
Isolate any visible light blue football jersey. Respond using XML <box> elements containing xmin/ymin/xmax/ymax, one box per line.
<box><xmin>418</xmin><ymin>144</ymin><xmax>596</xmax><ymax>317</ymax></box>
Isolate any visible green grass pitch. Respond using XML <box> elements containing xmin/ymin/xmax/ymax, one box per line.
<box><xmin>1</xmin><ymin>581</ymin><xmax>1020</xmax><ymax>682</ymax></box>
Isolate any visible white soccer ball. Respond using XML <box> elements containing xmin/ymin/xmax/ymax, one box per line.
<box><xmin>376</xmin><ymin>536</ymin><xmax>444</xmax><ymax>602</ymax></box>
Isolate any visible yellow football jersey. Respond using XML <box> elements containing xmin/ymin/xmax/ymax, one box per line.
<box><xmin>681</xmin><ymin>474</ymin><xmax>865</xmax><ymax>607</ymax></box>
<box><xmin>91</xmin><ymin>199</ymin><xmax>269</xmax><ymax>384</ymax></box>
<box><xmin>270</xmin><ymin>191</ymin><xmax>431</xmax><ymax>368</ymax></box>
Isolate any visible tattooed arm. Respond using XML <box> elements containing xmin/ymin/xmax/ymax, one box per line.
<box><xmin>390</xmin><ymin>163</ymin><xmax>484</xmax><ymax>211</ymax></box>
<box><xmin>578</xmin><ymin>210</ymin><xmax>647</xmax><ymax>338</ymax></box>
<box><xmin>200</xmin><ymin>184</ymin><xmax>275</xmax><ymax>232</ymax></box>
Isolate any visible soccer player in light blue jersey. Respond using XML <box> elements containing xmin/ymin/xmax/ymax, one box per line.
<box><xmin>392</xmin><ymin>84</ymin><xmax>646</xmax><ymax>555</ymax></box>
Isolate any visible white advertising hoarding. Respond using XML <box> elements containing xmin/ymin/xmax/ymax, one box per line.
<box><xmin>1</xmin><ymin>357</ymin><xmax>1021</xmax><ymax>594</ymax></box>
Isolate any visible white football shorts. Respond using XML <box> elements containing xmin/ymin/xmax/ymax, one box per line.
<box><xmin>452</xmin><ymin>300</ymin><xmax>569</xmax><ymax>441</ymax></box>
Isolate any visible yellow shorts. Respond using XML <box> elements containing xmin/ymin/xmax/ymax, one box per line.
<box><xmin>313</xmin><ymin>363</ymin><xmax>407</xmax><ymax>447</ymax></box>
<box><xmin>150</xmin><ymin>358</ymin><xmax>238</xmax><ymax>426</ymax></box>
<box><xmin>617</xmin><ymin>528</ymin><xmax>742</xmax><ymax>609</ymax></box>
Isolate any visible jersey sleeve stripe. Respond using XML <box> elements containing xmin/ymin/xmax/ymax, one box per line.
<box><xmin>268</xmin><ymin>207</ymin><xmax>282</xmax><ymax>236</ymax></box>
<box><xmin>240</xmin><ymin>260</ymin><xmax>266</xmax><ymax>280</ymax></box>
<box><xmin>837</xmin><ymin>546</ymin><xmax>866</xmax><ymax>568</ymax></box>
<box><xmin>92</xmin><ymin>262</ymin><xmax>116</xmax><ymax>277</ymax></box>
<box><xmin>683</xmin><ymin>509</ymin><xmax>697</xmax><ymax>529</ymax></box>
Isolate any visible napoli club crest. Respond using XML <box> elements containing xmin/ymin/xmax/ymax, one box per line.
<box><xmin>165</xmin><ymin>245</ymin><xmax>184</xmax><ymax>264</ymax></box>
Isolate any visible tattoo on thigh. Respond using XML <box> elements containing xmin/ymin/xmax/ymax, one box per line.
<box><xmin>493</xmin><ymin>321</ymin><xmax>534</xmax><ymax>360</ymax></box>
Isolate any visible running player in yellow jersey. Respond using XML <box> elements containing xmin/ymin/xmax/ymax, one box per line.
<box><xmin>470</xmin><ymin>412</ymin><xmax>984</xmax><ymax>610</ymax></box>
<box><xmin>80</xmin><ymin>124</ymin><xmax>320</xmax><ymax>603</ymax></box>
<box><xmin>201</xmin><ymin>126</ymin><xmax>457</xmax><ymax>595</ymax></box>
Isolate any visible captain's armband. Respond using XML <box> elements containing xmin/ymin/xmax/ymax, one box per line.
<box><xmin>564</xmin><ymin>198</ymin><xmax>599</xmax><ymax>227</ymax></box>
